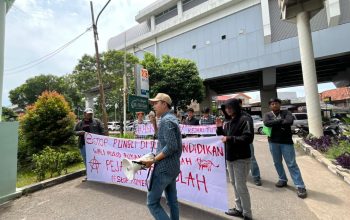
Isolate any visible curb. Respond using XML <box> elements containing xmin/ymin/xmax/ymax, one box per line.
<box><xmin>17</xmin><ymin>169</ymin><xmax>86</xmax><ymax>195</ymax></box>
<box><xmin>294</xmin><ymin>138</ymin><xmax>350</xmax><ymax>186</ymax></box>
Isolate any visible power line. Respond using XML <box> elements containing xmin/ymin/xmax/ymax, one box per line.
<box><xmin>5</xmin><ymin>26</ymin><xmax>92</xmax><ymax>74</ymax></box>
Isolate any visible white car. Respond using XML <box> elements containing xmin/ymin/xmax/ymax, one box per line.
<box><xmin>253</xmin><ymin>119</ymin><xmax>264</xmax><ymax>134</ymax></box>
<box><xmin>108</xmin><ymin>122</ymin><xmax>120</xmax><ymax>131</ymax></box>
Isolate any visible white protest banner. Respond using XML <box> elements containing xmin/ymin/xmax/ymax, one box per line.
<box><xmin>84</xmin><ymin>133</ymin><xmax>228</xmax><ymax>211</ymax></box>
<box><xmin>179</xmin><ymin>124</ymin><xmax>217</xmax><ymax>135</ymax></box>
<box><xmin>135</xmin><ymin>123</ymin><xmax>155</xmax><ymax>136</ymax></box>
<box><xmin>135</xmin><ymin>124</ymin><xmax>217</xmax><ymax>136</ymax></box>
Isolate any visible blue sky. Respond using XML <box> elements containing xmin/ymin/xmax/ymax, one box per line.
<box><xmin>3</xmin><ymin>0</ymin><xmax>335</xmax><ymax>106</ymax></box>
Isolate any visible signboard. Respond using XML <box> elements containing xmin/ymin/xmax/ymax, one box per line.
<box><xmin>128</xmin><ymin>95</ymin><xmax>149</xmax><ymax>112</ymax></box>
<box><xmin>140</xmin><ymin>68</ymin><xmax>149</xmax><ymax>97</ymax></box>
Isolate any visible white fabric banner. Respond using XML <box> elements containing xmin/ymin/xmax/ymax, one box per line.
<box><xmin>135</xmin><ymin>123</ymin><xmax>217</xmax><ymax>136</ymax></box>
<box><xmin>84</xmin><ymin>133</ymin><xmax>228</xmax><ymax>211</ymax></box>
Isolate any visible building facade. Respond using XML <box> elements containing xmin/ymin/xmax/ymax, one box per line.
<box><xmin>108</xmin><ymin>0</ymin><xmax>350</xmax><ymax>113</ymax></box>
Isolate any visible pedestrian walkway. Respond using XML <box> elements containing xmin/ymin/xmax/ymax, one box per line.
<box><xmin>0</xmin><ymin>135</ymin><xmax>349</xmax><ymax>220</ymax></box>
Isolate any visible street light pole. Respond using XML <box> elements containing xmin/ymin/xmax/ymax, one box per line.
<box><xmin>123</xmin><ymin>32</ymin><xmax>127</xmax><ymax>135</ymax></box>
<box><xmin>90</xmin><ymin>1</ymin><xmax>110</xmax><ymax>135</ymax></box>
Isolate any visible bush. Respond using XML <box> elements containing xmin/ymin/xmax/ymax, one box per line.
<box><xmin>336</xmin><ymin>153</ymin><xmax>350</xmax><ymax>169</ymax></box>
<box><xmin>304</xmin><ymin>136</ymin><xmax>334</xmax><ymax>152</ymax></box>
<box><xmin>32</xmin><ymin>147</ymin><xmax>82</xmax><ymax>181</ymax></box>
<box><xmin>326</xmin><ymin>139</ymin><xmax>350</xmax><ymax>159</ymax></box>
<box><xmin>19</xmin><ymin>91</ymin><xmax>76</xmax><ymax>154</ymax></box>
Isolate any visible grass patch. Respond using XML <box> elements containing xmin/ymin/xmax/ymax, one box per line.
<box><xmin>17</xmin><ymin>162</ymin><xmax>85</xmax><ymax>188</ymax></box>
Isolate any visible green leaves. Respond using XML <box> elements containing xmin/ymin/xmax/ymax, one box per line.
<box><xmin>19</xmin><ymin>91</ymin><xmax>76</xmax><ymax>153</ymax></box>
<box><xmin>141</xmin><ymin>53</ymin><xmax>204</xmax><ymax>111</ymax></box>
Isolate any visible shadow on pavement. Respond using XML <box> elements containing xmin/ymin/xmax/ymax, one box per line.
<box><xmin>77</xmin><ymin>180</ymin><xmax>230</xmax><ymax>220</ymax></box>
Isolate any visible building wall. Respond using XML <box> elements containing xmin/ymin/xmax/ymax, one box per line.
<box><xmin>155</xmin><ymin>3</ymin><xmax>350</xmax><ymax>80</ymax></box>
<box><xmin>110</xmin><ymin>1</ymin><xmax>350</xmax><ymax>82</ymax></box>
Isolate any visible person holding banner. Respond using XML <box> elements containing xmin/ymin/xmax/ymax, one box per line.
<box><xmin>133</xmin><ymin>111</ymin><xmax>147</xmax><ymax>139</ymax></box>
<box><xmin>74</xmin><ymin>108</ymin><xmax>104</xmax><ymax>182</ymax></box>
<box><xmin>216</xmin><ymin>98</ymin><xmax>254</xmax><ymax>220</ymax></box>
<box><xmin>140</xmin><ymin>93</ymin><xmax>182</xmax><ymax>220</ymax></box>
<box><xmin>263</xmin><ymin>98</ymin><xmax>307</xmax><ymax>199</ymax></box>
<box><xmin>184</xmin><ymin>108</ymin><xmax>199</xmax><ymax>125</ymax></box>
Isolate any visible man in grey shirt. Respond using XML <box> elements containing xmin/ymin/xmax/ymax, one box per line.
<box><xmin>141</xmin><ymin>93</ymin><xmax>182</xmax><ymax>220</ymax></box>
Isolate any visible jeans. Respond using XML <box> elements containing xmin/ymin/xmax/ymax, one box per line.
<box><xmin>79</xmin><ymin>145</ymin><xmax>86</xmax><ymax>168</ymax></box>
<box><xmin>268</xmin><ymin>142</ymin><xmax>305</xmax><ymax>188</ymax></box>
<box><xmin>147</xmin><ymin>172</ymin><xmax>179</xmax><ymax>220</ymax></box>
<box><xmin>250</xmin><ymin>144</ymin><xmax>261</xmax><ymax>180</ymax></box>
<box><xmin>227</xmin><ymin>159</ymin><xmax>252</xmax><ymax>218</ymax></box>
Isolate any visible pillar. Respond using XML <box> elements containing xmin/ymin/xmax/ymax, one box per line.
<box><xmin>200</xmin><ymin>86</ymin><xmax>217</xmax><ymax>113</ymax></box>
<box><xmin>260</xmin><ymin>68</ymin><xmax>277</xmax><ymax>116</ymax></box>
<box><xmin>177</xmin><ymin>1</ymin><xmax>183</xmax><ymax>18</ymax></box>
<box><xmin>0</xmin><ymin>1</ymin><xmax>6</xmax><ymax>121</ymax></box>
<box><xmin>296</xmin><ymin>11</ymin><xmax>323</xmax><ymax>137</ymax></box>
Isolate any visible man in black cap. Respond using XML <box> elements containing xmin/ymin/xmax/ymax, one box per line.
<box><xmin>263</xmin><ymin>98</ymin><xmax>307</xmax><ymax>198</ymax></box>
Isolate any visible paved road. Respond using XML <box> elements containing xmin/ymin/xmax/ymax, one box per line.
<box><xmin>1</xmin><ymin>135</ymin><xmax>349</xmax><ymax>220</ymax></box>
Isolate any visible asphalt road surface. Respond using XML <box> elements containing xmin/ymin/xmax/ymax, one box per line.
<box><xmin>1</xmin><ymin>135</ymin><xmax>349</xmax><ymax>220</ymax></box>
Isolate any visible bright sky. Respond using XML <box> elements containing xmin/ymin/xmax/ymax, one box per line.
<box><xmin>3</xmin><ymin>0</ymin><xmax>157</xmax><ymax>106</ymax></box>
<box><xmin>3</xmin><ymin>0</ymin><xmax>335</xmax><ymax>106</ymax></box>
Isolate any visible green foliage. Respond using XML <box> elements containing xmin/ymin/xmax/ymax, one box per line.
<box><xmin>326</xmin><ymin>140</ymin><xmax>350</xmax><ymax>159</ymax></box>
<box><xmin>110</xmin><ymin>132</ymin><xmax>136</xmax><ymax>139</ymax></box>
<box><xmin>1</xmin><ymin>107</ymin><xmax>17</xmax><ymax>121</ymax></box>
<box><xmin>141</xmin><ymin>53</ymin><xmax>204</xmax><ymax>111</ymax></box>
<box><xmin>71</xmin><ymin>50</ymin><xmax>138</xmax><ymax>119</ymax></box>
<box><xmin>32</xmin><ymin>147</ymin><xmax>82</xmax><ymax>181</ymax></box>
<box><xmin>19</xmin><ymin>91</ymin><xmax>76</xmax><ymax>153</ymax></box>
<box><xmin>9</xmin><ymin>74</ymin><xmax>81</xmax><ymax>109</ymax></box>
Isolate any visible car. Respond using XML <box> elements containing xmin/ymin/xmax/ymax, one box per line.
<box><xmin>291</xmin><ymin>113</ymin><xmax>308</xmax><ymax>132</ymax></box>
<box><xmin>107</xmin><ymin>122</ymin><xmax>120</xmax><ymax>131</ymax></box>
<box><xmin>253</xmin><ymin>118</ymin><xmax>264</xmax><ymax>134</ymax></box>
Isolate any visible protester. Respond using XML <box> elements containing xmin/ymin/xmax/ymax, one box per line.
<box><xmin>263</xmin><ymin>98</ymin><xmax>307</xmax><ymax>198</ymax></box>
<box><xmin>199</xmin><ymin>107</ymin><xmax>215</xmax><ymax>125</ymax></box>
<box><xmin>140</xmin><ymin>93</ymin><xmax>182</xmax><ymax>220</ymax></box>
<box><xmin>238</xmin><ymin>99</ymin><xmax>262</xmax><ymax>186</ymax></box>
<box><xmin>133</xmin><ymin>111</ymin><xmax>147</xmax><ymax>139</ymax></box>
<box><xmin>184</xmin><ymin>108</ymin><xmax>199</xmax><ymax>125</ymax></box>
<box><xmin>74</xmin><ymin>108</ymin><xmax>104</xmax><ymax>181</ymax></box>
<box><xmin>216</xmin><ymin>98</ymin><xmax>254</xmax><ymax>220</ymax></box>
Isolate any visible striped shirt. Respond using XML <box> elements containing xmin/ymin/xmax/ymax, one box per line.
<box><xmin>154</xmin><ymin>111</ymin><xmax>182</xmax><ymax>176</ymax></box>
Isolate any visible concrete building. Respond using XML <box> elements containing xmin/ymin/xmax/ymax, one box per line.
<box><xmin>108</xmin><ymin>0</ymin><xmax>350</xmax><ymax>134</ymax></box>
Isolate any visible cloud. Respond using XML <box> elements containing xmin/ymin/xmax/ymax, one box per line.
<box><xmin>3</xmin><ymin>0</ymin><xmax>157</xmax><ymax>106</ymax></box>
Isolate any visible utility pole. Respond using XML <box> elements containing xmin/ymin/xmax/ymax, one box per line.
<box><xmin>123</xmin><ymin>32</ymin><xmax>127</xmax><ymax>135</ymax></box>
<box><xmin>90</xmin><ymin>0</ymin><xmax>111</xmax><ymax>135</ymax></box>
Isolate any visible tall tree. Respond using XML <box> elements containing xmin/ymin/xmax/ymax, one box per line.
<box><xmin>141</xmin><ymin>53</ymin><xmax>204</xmax><ymax>111</ymax></box>
<box><xmin>71</xmin><ymin>50</ymin><xmax>138</xmax><ymax>119</ymax></box>
<box><xmin>1</xmin><ymin>107</ymin><xmax>17</xmax><ymax>121</ymax></box>
<box><xmin>9</xmin><ymin>74</ymin><xmax>80</xmax><ymax>109</ymax></box>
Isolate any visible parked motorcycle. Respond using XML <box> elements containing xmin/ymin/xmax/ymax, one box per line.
<box><xmin>295</xmin><ymin>124</ymin><xmax>309</xmax><ymax>138</ymax></box>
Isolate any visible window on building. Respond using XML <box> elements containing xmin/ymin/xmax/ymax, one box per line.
<box><xmin>155</xmin><ymin>5</ymin><xmax>178</xmax><ymax>25</ymax></box>
<box><xmin>192</xmin><ymin>45</ymin><xmax>196</xmax><ymax>49</ymax></box>
<box><xmin>221</xmin><ymin>35</ymin><xmax>226</xmax><ymax>40</ymax></box>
